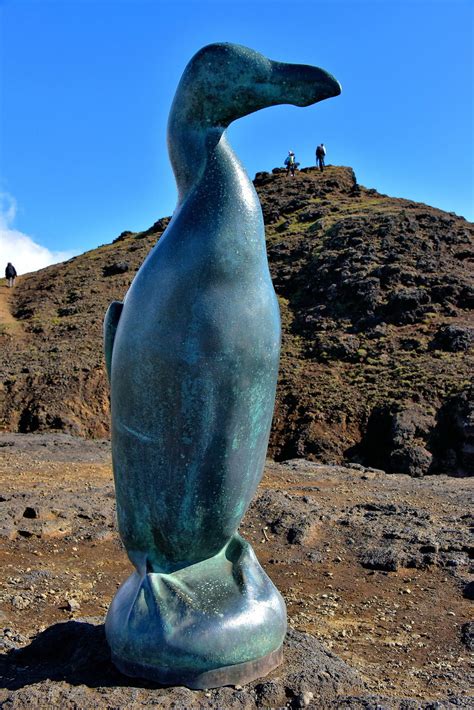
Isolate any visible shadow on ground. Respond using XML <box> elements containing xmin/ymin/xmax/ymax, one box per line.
<box><xmin>0</xmin><ymin>620</ymin><xmax>161</xmax><ymax>690</ymax></box>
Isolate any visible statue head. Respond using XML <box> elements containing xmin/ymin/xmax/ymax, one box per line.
<box><xmin>169</xmin><ymin>43</ymin><xmax>341</xmax><ymax>131</ymax></box>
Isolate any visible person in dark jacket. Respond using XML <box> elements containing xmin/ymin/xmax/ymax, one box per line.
<box><xmin>316</xmin><ymin>143</ymin><xmax>326</xmax><ymax>172</ymax></box>
<box><xmin>5</xmin><ymin>262</ymin><xmax>17</xmax><ymax>288</ymax></box>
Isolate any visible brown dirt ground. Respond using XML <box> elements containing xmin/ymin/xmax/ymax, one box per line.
<box><xmin>0</xmin><ymin>281</ymin><xmax>24</xmax><ymax>336</ymax></box>
<box><xmin>0</xmin><ymin>436</ymin><xmax>472</xmax><ymax>706</ymax></box>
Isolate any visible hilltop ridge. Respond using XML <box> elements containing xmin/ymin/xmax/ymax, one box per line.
<box><xmin>0</xmin><ymin>166</ymin><xmax>472</xmax><ymax>475</ymax></box>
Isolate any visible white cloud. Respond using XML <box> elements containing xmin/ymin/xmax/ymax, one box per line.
<box><xmin>0</xmin><ymin>193</ymin><xmax>76</xmax><ymax>275</ymax></box>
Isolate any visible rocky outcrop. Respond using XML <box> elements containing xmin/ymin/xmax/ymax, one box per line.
<box><xmin>431</xmin><ymin>386</ymin><xmax>474</xmax><ymax>475</ymax></box>
<box><xmin>351</xmin><ymin>404</ymin><xmax>434</xmax><ymax>476</ymax></box>
<box><xmin>431</xmin><ymin>324</ymin><xmax>474</xmax><ymax>352</ymax></box>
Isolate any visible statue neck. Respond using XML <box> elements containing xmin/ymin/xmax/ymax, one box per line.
<box><xmin>167</xmin><ymin>122</ymin><xmax>258</xmax><ymax>218</ymax></box>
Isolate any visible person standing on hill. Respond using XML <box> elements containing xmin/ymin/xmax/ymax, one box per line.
<box><xmin>316</xmin><ymin>143</ymin><xmax>326</xmax><ymax>172</ymax></box>
<box><xmin>5</xmin><ymin>262</ymin><xmax>17</xmax><ymax>288</ymax></box>
<box><xmin>284</xmin><ymin>150</ymin><xmax>297</xmax><ymax>177</ymax></box>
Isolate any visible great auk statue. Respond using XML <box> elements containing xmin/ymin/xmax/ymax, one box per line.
<box><xmin>104</xmin><ymin>42</ymin><xmax>341</xmax><ymax>688</ymax></box>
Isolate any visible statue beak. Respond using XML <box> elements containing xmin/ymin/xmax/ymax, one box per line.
<box><xmin>268</xmin><ymin>60</ymin><xmax>341</xmax><ymax>107</ymax></box>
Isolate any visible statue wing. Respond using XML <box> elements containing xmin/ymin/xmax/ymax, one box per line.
<box><xmin>103</xmin><ymin>301</ymin><xmax>124</xmax><ymax>382</ymax></box>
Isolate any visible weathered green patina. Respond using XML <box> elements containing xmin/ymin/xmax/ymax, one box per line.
<box><xmin>104</xmin><ymin>43</ymin><xmax>340</xmax><ymax>688</ymax></box>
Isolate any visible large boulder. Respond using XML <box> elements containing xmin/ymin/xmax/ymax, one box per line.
<box><xmin>431</xmin><ymin>324</ymin><xmax>474</xmax><ymax>352</ymax></box>
<box><xmin>431</xmin><ymin>387</ymin><xmax>474</xmax><ymax>475</ymax></box>
<box><xmin>353</xmin><ymin>405</ymin><xmax>434</xmax><ymax>476</ymax></box>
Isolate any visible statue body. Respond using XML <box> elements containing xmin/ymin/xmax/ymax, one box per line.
<box><xmin>104</xmin><ymin>43</ymin><xmax>340</xmax><ymax>688</ymax></box>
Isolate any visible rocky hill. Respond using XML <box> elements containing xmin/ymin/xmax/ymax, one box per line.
<box><xmin>0</xmin><ymin>166</ymin><xmax>472</xmax><ymax>476</ymax></box>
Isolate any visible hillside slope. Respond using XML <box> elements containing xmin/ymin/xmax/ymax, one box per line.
<box><xmin>1</xmin><ymin>166</ymin><xmax>472</xmax><ymax>475</ymax></box>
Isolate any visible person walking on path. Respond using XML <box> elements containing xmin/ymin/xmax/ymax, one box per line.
<box><xmin>5</xmin><ymin>262</ymin><xmax>17</xmax><ymax>288</ymax></box>
<box><xmin>284</xmin><ymin>150</ymin><xmax>297</xmax><ymax>177</ymax></box>
<box><xmin>316</xmin><ymin>143</ymin><xmax>326</xmax><ymax>172</ymax></box>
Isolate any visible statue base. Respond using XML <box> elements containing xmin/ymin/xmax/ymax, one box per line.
<box><xmin>111</xmin><ymin>645</ymin><xmax>283</xmax><ymax>689</ymax></box>
<box><xmin>106</xmin><ymin>534</ymin><xmax>286</xmax><ymax>689</ymax></box>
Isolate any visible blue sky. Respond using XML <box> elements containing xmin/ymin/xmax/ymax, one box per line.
<box><xmin>1</xmin><ymin>0</ymin><xmax>473</xmax><ymax>273</ymax></box>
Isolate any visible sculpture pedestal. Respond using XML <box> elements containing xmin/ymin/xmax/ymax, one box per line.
<box><xmin>111</xmin><ymin>645</ymin><xmax>284</xmax><ymax>689</ymax></box>
<box><xmin>105</xmin><ymin>535</ymin><xmax>287</xmax><ymax>689</ymax></box>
